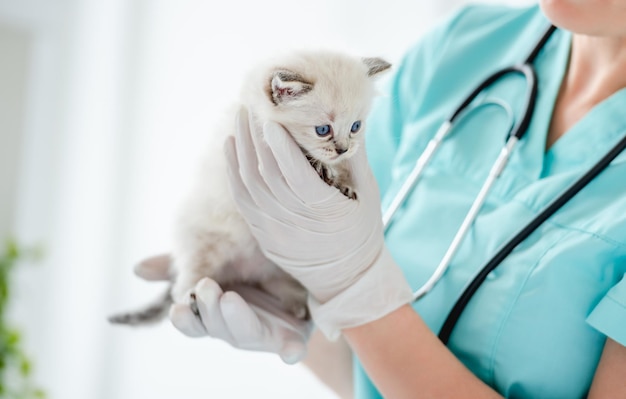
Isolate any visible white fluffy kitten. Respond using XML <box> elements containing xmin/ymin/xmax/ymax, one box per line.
<box><xmin>109</xmin><ymin>50</ymin><xmax>390</xmax><ymax>325</ymax></box>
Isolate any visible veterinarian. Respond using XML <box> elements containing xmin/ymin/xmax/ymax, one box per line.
<box><xmin>139</xmin><ymin>1</ymin><xmax>626</xmax><ymax>397</ymax></box>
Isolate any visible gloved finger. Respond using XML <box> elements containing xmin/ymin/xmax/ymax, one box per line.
<box><xmin>220</xmin><ymin>291</ymin><xmax>270</xmax><ymax>349</ymax></box>
<box><xmin>224</xmin><ymin>138</ymin><xmax>292</xmax><ymax>252</ymax></box>
<box><xmin>277</xmin><ymin>331</ymin><xmax>308</xmax><ymax>364</ymax></box>
<box><xmin>246</xmin><ymin>115</ymin><xmax>332</xmax><ymax>217</ymax></box>
<box><xmin>220</xmin><ymin>290</ymin><xmax>309</xmax><ymax>363</ymax></box>
<box><xmin>134</xmin><ymin>253</ymin><xmax>174</xmax><ymax>281</ymax></box>
<box><xmin>193</xmin><ymin>278</ymin><xmax>235</xmax><ymax>343</ymax></box>
<box><xmin>233</xmin><ymin>107</ymin><xmax>279</xmax><ymax>210</ymax></box>
<box><xmin>228</xmin><ymin>131</ymin><xmax>326</xmax><ymax>232</ymax></box>
<box><xmin>248</xmin><ymin>115</ymin><xmax>304</xmax><ymax>212</ymax></box>
<box><xmin>262</xmin><ymin>121</ymin><xmax>339</xmax><ymax>205</ymax></box>
<box><xmin>224</xmin><ymin>136</ymin><xmax>268</xmax><ymax>228</ymax></box>
<box><xmin>220</xmin><ymin>291</ymin><xmax>309</xmax><ymax>364</ymax></box>
<box><xmin>169</xmin><ymin>303</ymin><xmax>207</xmax><ymax>338</ymax></box>
<box><xmin>347</xmin><ymin>145</ymin><xmax>380</xmax><ymax>197</ymax></box>
<box><xmin>225</xmin><ymin>137</ymin><xmax>310</xmax><ymax>252</ymax></box>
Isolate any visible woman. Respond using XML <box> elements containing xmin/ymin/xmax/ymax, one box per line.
<box><xmin>141</xmin><ymin>1</ymin><xmax>626</xmax><ymax>397</ymax></box>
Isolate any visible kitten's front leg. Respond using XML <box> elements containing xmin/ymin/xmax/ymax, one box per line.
<box><xmin>337</xmin><ymin>184</ymin><xmax>357</xmax><ymax>200</ymax></box>
<box><xmin>311</xmin><ymin>161</ymin><xmax>357</xmax><ymax>200</ymax></box>
<box><xmin>309</xmin><ymin>158</ymin><xmax>336</xmax><ymax>186</ymax></box>
<box><xmin>321</xmin><ymin>164</ymin><xmax>357</xmax><ymax>200</ymax></box>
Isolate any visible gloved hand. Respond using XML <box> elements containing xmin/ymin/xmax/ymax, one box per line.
<box><xmin>134</xmin><ymin>254</ymin><xmax>313</xmax><ymax>364</ymax></box>
<box><xmin>223</xmin><ymin>108</ymin><xmax>413</xmax><ymax>340</ymax></box>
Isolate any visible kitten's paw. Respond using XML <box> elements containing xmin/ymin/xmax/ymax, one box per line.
<box><xmin>188</xmin><ymin>292</ymin><xmax>200</xmax><ymax>317</ymax></box>
<box><xmin>309</xmin><ymin>159</ymin><xmax>335</xmax><ymax>186</ymax></box>
<box><xmin>291</xmin><ymin>303</ymin><xmax>310</xmax><ymax>320</ymax></box>
<box><xmin>319</xmin><ymin>165</ymin><xmax>336</xmax><ymax>186</ymax></box>
<box><xmin>339</xmin><ymin>185</ymin><xmax>357</xmax><ymax>200</ymax></box>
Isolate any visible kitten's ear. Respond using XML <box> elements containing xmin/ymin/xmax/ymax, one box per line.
<box><xmin>270</xmin><ymin>70</ymin><xmax>314</xmax><ymax>105</ymax></box>
<box><xmin>362</xmin><ymin>57</ymin><xmax>392</xmax><ymax>77</ymax></box>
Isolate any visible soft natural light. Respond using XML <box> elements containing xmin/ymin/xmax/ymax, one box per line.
<box><xmin>1</xmin><ymin>0</ymin><xmax>534</xmax><ymax>398</ymax></box>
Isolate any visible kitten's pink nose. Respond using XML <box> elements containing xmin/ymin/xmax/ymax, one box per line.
<box><xmin>335</xmin><ymin>146</ymin><xmax>348</xmax><ymax>155</ymax></box>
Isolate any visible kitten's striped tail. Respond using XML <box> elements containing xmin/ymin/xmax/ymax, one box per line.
<box><xmin>108</xmin><ymin>286</ymin><xmax>172</xmax><ymax>326</ymax></box>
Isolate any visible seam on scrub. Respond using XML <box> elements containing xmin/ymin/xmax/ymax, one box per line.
<box><xmin>605</xmin><ymin>293</ymin><xmax>626</xmax><ymax>310</ymax></box>
<box><xmin>391</xmin><ymin>6</ymin><xmax>470</xmax><ymax>174</ymax></box>
<box><xmin>507</xmin><ymin>197</ymin><xmax>626</xmax><ymax>249</ymax></box>
<box><xmin>402</xmin><ymin>5</ymin><xmax>469</xmax><ymax>124</ymax></box>
<box><xmin>486</xmin><ymin>236</ymin><xmax>562</xmax><ymax>386</ymax></box>
<box><xmin>543</xmin><ymin>219</ymin><xmax>626</xmax><ymax>249</ymax></box>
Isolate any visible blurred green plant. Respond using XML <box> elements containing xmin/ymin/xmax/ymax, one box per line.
<box><xmin>0</xmin><ymin>237</ymin><xmax>45</xmax><ymax>399</ymax></box>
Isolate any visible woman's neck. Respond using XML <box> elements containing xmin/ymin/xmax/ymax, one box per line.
<box><xmin>566</xmin><ymin>35</ymin><xmax>626</xmax><ymax>104</ymax></box>
<box><xmin>547</xmin><ymin>34</ymin><xmax>626</xmax><ymax>148</ymax></box>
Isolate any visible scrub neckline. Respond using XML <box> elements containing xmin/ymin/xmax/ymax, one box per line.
<box><xmin>531</xmin><ymin>29</ymin><xmax>626</xmax><ymax>178</ymax></box>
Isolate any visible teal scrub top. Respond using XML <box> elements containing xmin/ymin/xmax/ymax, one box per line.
<box><xmin>356</xmin><ymin>4</ymin><xmax>626</xmax><ymax>398</ymax></box>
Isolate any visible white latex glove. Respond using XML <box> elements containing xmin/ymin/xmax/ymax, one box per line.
<box><xmin>223</xmin><ymin>108</ymin><xmax>413</xmax><ymax>339</ymax></box>
<box><xmin>135</xmin><ymin>254</ymin><xmax>312</xmax><ymax>364</ymax></box>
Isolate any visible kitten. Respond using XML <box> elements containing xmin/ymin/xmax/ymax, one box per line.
<box><xmin>109</xmin><ymin>50</ymin><xmax>390</xmax><ymax>326</ymax></box>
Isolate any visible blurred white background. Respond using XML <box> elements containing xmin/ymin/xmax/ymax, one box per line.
<box><xmin>0</xmin><ymin>0</ymin><xmax>533</xmax><ymax>398</ymax></box>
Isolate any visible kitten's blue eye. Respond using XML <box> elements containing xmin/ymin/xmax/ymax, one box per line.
<box><xmin>315</xmin><ymin>125</ymin><xmax>331</xmax><ymax>136</ymax></box>
<box><xmin>351</xmin><ymin>120</ymin><xmax>362</xmax><ymax>133</ymax></box>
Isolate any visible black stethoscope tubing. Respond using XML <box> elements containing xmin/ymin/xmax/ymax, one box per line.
<box><xmin>438</xmin><ymin>25</ymin><xmax>626</xmax><ymax>344</ymax></box>
<box><xmin>440</xmin><ymin>132</ymin><xmax>626</xmax><ymax>344</ymax></box>
<box><xmin>447</xmin><ymin>25</ymin><xmax>556</xmax><ymax>140</ymax></box>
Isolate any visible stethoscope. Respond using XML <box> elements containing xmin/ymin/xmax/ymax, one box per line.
<box><xmin>382</xmin><ymin>25</ymin><xmax>626</xmax><ymax>344</ymax></box>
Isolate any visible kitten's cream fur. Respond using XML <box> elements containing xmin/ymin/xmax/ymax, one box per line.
<box><xmin>109</xmin><ymin>51</ymin><xmax>390</xmax><ymax>325</ymax></box>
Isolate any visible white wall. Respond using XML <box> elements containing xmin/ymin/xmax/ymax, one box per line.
<box><xmin>0</xmin><ymin>0</ymin><xmax>535</xmax><ymax>398</ymax></box>
<box><xmin>0</xmin><ymin>24</ymin><xmax>30</xmax><ymax>238</ymax></box>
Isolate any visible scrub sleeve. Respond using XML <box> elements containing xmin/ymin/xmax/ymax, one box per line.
<box><xmin>587</xmin><ymin>274</ymin><xmax>626</xmax><ymax>347</ymax></box>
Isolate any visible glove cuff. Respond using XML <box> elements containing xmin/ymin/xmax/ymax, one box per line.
<box><xmin>307</xmin><ymin>246</ymin><xmax>413</xmax><ymax>340</ymax></box>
